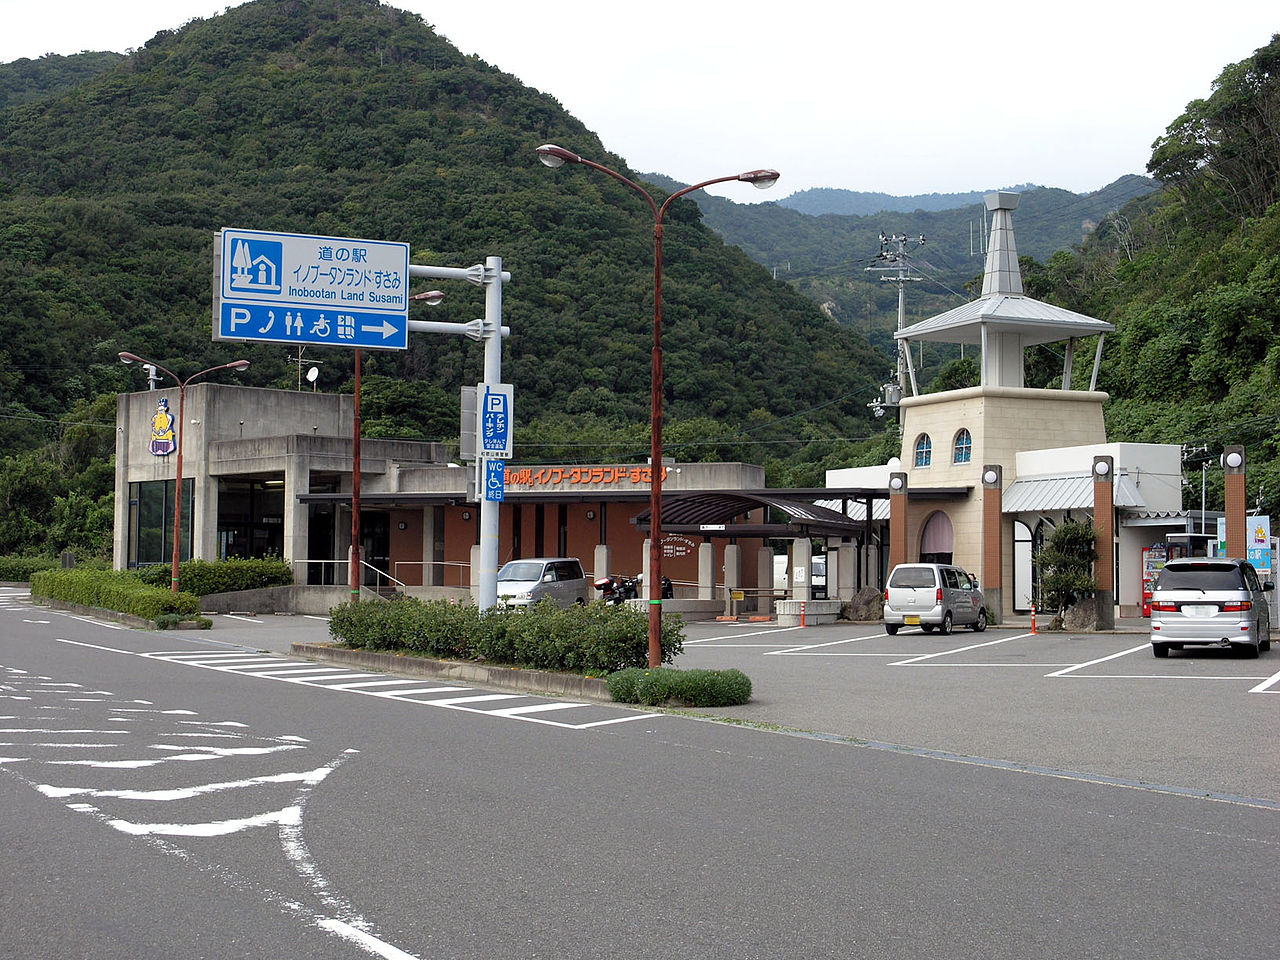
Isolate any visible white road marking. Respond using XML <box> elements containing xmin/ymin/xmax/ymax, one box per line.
<box><xmin>418</xmin><ymin>694</ymin><xmax>526</xmax><ymax>707</ymax></box>
<box><xmin>324</xmin><ymin>679</ymin><xmax>440</xmax><ymax>691</ymax></box>
<box><xmin>766</xmin><ymin>634</ymin><xmax>883</xmax><ymax>655</ymax></box>
<box><xmin>890</xmin><ymin>633</ymin><xmax>1033</xmax><ymax>666</ymax></box>
<box><xmin>222</xmin><ymin>614</ymin><xmax>264</xmax><ymax>624</ymax></box>
<box><xmin>1044</xmin><ymin>642</ymin><xmax>1151</xmax><ymax>677</ymax></box>
<box><xmin>1249</xmin><ymin>664</ymin><xmax>1280</xmax><ymax>693</ymax></box>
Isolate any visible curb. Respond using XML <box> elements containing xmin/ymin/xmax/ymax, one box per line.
<box><xmin>290</xmin><ymin>642</ymin><xmax>613</xmax><ymax>701</ymax></box>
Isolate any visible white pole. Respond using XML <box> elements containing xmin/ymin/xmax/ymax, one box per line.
<box><xmin>477</xmin><ymin>256</ymin><xmax>504</xmax><ymax>611</ymax></box>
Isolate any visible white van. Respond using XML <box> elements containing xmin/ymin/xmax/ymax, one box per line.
<box><xmin>883</xmin><ymin>562</ymin><xmax>986</xmax><ymax>634</ymax></box>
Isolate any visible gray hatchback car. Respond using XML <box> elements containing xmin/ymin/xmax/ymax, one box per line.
<box><xmin>883</xmin><ymin>562</ymin><xmax>987</xmax><ymax>635</ymax></box>
<box><xmin>1149</xmin><ymin>557</ymin><xmax>1273</xmax><ymax>658</ymax></box>
<box><xmin>496</xmin><ymin>557</ymin><xmax>591</xmax><ymax>609</ymax></box>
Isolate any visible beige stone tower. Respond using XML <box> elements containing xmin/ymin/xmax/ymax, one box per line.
<box><xmin>892</xmin><ymin>192</ymin><xmax>1114</xmax><ymax>618</ymax></box>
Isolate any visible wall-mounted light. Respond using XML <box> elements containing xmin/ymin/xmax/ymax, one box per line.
<box><xmin>586</xmin><ymin>510</ymin><xmax>596</xmax><ymax>520</ymax></box>
<box><xmin>1093</xmin><ymin>460</ymin><xmax>1111</xmax><ymax>476</ymax></box>
<box><xmin>461</xmin><ymin>510</ymin><xmax>472</xmax><ymax>521</ymax></box>
<box><xmin>982</xmin><ymin>469</ymin><xmax>999</xmax><ymax>485</ymax></box>
<box><xmin>397</xmin><ymin>521</ymin><xmax>407</xmax><ymax>531</ymax></box>
<box><xmin>1224</xmin><ymin>451</ymin><xmax>1244</xmax><ymax>469</ymax></box>
<box><xmin>889</xmin><ymin>475</ymin><xmax>905</xmax><ymax>491</ymax></box>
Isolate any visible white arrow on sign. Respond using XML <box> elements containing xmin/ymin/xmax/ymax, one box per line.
<box><xmin>361</xmin><ymin>319</ymin><xmax>401</xmax><ymax>339</ymax></box>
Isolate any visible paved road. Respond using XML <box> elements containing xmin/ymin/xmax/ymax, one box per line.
<box><xmin>3</xmin><ymin>590</ymin><xmax>1278</xmax><ymax>959</ymax></box>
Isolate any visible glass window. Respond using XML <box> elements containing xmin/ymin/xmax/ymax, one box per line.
<box><xmin>914</xmin><ymin>434</ymin><xmax>932</xmax><ymax>468</ymax></box>
<box><xmin>953</xmin><ymin>429</ymin><xmax>972</xmax><ymax>464</ymax></box>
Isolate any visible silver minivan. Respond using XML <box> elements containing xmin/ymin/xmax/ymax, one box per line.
<box><xmin>496</xmin><ymin>557</ymin><xmax>591</xmax><ymax>609</ymax></box>
<box><xmin>1149</xmin><ymin>557</ymin><xmax>1273</xmax><ymax>658</ymax></box>
<box><xmin>883</xmin><ymin>562</ymin><xmax>987</xmax><ymax>635</ymax></box>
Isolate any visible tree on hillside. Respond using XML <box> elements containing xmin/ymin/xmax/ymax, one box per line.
<box><xmin>1148</xmin><ymin>34</ymin><xmax>1280</xmax><ymax>222</ymax></box>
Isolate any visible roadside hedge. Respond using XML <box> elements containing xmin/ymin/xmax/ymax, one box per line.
<box><xmin>607</xmin><ymin>667</ymin><xmax>753</xmax><ymax>707</ymax></box>
<box><xmin>31</xmin><ymin>568</ymin><xmax>200</xmax><ymax>621</ymax></box>
<box><xmin>0</xmin><ymin>555</ymin><xmax>62</xmax><ymax>581</ymax></box>
<box><xmin>329</xmin><ymin>596</ymin><xmax>684</xmax><ymax>674</ymax></box>
<box><xmin>136</xmin><ymin>558</ymin><xmax>294</xmax><ymax>596</ymax></box>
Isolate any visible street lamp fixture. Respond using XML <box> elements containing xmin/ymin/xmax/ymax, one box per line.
<box><xmin>536</xmin><ymin>144</ymin><xmax>780</xmax><ymax>667</ymax></box>
<box><xmin>119</xmin><ymin>352</ymin><xmax>250</xmax><ymax>592</ymax></box>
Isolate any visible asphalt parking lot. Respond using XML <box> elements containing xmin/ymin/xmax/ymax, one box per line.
<box><xmin>136</xmin><ymin>606</ymin><xmax>1280</xmax><ymax>806</ymax></box>
<box><xmin>675</xmin><ymin>618</ymin><xmax>1280</xmax><ymax>805</ymax></box>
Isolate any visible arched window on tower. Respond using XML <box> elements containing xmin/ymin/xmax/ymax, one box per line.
<box><xmin>953</xmin><ymin>428</ymin><xmax>972</xmax><ymax>464</ymax></box>
<box><xmin>913</xmin><ymin>434</ymin><xmax>932</xmax><ymax>468</ymax></box>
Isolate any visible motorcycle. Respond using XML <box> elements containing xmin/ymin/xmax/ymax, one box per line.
<box><xmin>594</xmin><ymin>574</ymin><xmax>640</xmax><ymax>605</ymax></box>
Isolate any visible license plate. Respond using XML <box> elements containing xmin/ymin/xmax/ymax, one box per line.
<box><xmin>1182</xmin><ymin>605</ymin><xmax>1217</xmax><ymax>618</ymax></box>
<box><xmin>904</xmin><ymin>615</ymin><xmax>920</xmax><ymax>625</ymax></box>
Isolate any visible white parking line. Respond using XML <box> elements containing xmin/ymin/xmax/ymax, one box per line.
<box><xmin>767</xmin><ymin>634</ymin><xmax>885</xmax><ymax>655</ymax></box>
<box><xmin>685</xmin><ymin>625</ymin><xmax>804</xmax><ymax>644</ymax></box>
<box><xmin>1044</xmin><ymin>643</ymin><xmax>1150</xmax><ymax>677</ymax></box>
<box><xmin>890</xmin><ymin>632</ymin><xmax>1033</xmax><ymax>666</ymax></box>
<box><xmin>1248</xmin><ymin>665</ymin><xmax>1280</xmax><ymax>693</ymax></box>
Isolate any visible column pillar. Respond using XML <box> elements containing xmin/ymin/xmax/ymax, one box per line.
<box><xmin>981</xmin><ymin>464</ymin><xmax>1003</xmax><ymax>624</ymax></box>
<box><xmin>698</xmin><ymin>542</ymin><xmax>715</xmax><ymax>600</ymax></box>
<box><xmin>1092</xmin><ymin>455</ymin><xmax>1115</xmax><ymax>630</ymax></box>
<box><xmin>757</xmin><ymin>546</ymin><xmax>774</xmax><ymax>617</ymax></box>
<box><xmin>889</xmin><ymin>472</ymin><xmax>908</xmax><ymax>571</ymax></box>
<box><xmin>1223</xmin><ymin>446</ymin><xmax>1246</xmax><ymax>559</ymax></box>
<box><xmin>792</xmin><ymin>537</ymin><xmax>812</xmax><ymax>601</ymax></box>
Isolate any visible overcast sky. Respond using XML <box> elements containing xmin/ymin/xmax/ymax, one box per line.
<box><xmin>3</xmin><ymin>1</ymin><xmax>1275</xmax><ymax>201</ymax></box>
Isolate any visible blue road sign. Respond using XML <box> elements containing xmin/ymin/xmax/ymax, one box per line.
<box><xmin>215</xmin><ymin>228</ymin><xmax>410</xmax><ymax>350</ymax></box>
<box><xmin>484</xmin><ymin>458</ymin><xmax>506</xmax><ymax>502</ymax></box>
<box><xmin>479</xmin><ymin>384</ymin><xmax>514</xmax><ymax>458</ymax></box>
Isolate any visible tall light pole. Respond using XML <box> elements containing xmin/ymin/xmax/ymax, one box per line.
<box><xmin>536</xmin><ymin>144</ymin><xmax>779</xmax><ymax>667</ymax></box>
<box><xmin>119</xmin><ymin>352</ymin><xmax>250</xmax><ymax>592</ymax></box>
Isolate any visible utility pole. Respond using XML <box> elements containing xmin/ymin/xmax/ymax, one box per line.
<box><xmin>866</xmin><ymin>233</ymin><xmax>926</xmax><ymax>396</ymax></box>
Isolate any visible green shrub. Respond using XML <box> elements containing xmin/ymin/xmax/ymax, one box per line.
<box><xmin>0</xmin><ymin>555</ymin><xmax>61</xmax><ymax>581</ymax></box>
<box><xmin>328</xmin><ymin>597</ymin><xmax>684</xmax><ymax>674</ymax></box>
<box><xmin>31</xmin><ymin>568</ymin><xmax>200</xmax><ymax>621</ymax></box>
<box><xmin>607</xmin><ymin>667</ymin><xmax>752</xmax><ymax>707</ymax></box>
<box><xmin>136</xmin><ymin>558</ymin><xmax>294</xmax><ymax>596</ymax></box>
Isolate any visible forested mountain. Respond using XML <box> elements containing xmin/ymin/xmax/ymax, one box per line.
<box><xmin>775</xmin><ymin>185</ymin><xmax>1042</xmax><ymax>217</ymax></box>
<box><xmin>1</xmin><ymin>1</ymin><xmax>1277</xmax><ymax>559</ymax></box>
<box><xmin>0</xmin><ymin>51</ymin><xmax>124</xmax><ymax>109</ymax></box>
<box><xmin>0</xmin><ymin>0</ymin><xmax>895</xmax><ymax>560</ymax></box>
<box><xmin>650</xmin><ymin>173</ymin><xmax>1158</xmax><ymax>373</ymax></box>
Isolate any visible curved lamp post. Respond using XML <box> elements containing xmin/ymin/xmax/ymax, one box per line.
<box><xmin>119</xmin><ymin>352</ymin><xmax>250</xmax><ymax>592</ymax></box>
<box><xmin>536</xmin><ymin>144</ymin><xmax>779</xmax><ymax>667</ymax></box>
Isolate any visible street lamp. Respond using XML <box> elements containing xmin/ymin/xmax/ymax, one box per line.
<box><xmin>119</xmin><ymin>352</ymin><xmax>250</xmax><ymax>592</ymax></box>
<box><xmin>536</xmin><ymin>144</ymin><xmax>779</xmax><ymax>667</ymax></box>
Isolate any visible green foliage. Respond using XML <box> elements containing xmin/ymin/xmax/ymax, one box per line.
<box><xmin>1034</xmin><ymin>520</ymin><xmax>1097</xmax><ymax>617</ymax></box>
<box><xmin>31</xmin><ymin>568</ymin><xmax>200</xmax><ymax>621</ymax></box>
<box><xmin>0</xmin><ymin>555</ymin><xmax>62</xmax><ymax>581</ymax></box>
<box><xmin>606</xmin><ymin>667</ymin><xmax>752</xmax><ymax>707</ymax></box>
<box><xmin>0</xmin><ymin>0</ymin><xmax>887</xmax><ymax>494</ymax></box>
<box><xmin>329</xmin><ymin>596</ymin><xmax>684</xmax><ymax>674</ymax></box>
<box><xmin>135</xmin><ymin>558</ymin><xmax>294</xmax><ymax>596</ymax></box>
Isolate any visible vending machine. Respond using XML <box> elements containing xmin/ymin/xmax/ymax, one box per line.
<box><xmin>1140</xmin><ymin>544</ymin><xmax>1168</xmax><ymax>617</ymax></box>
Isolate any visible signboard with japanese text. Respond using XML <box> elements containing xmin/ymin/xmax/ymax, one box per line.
<box><xmin>214</xmin><ymin>228</ymin><xmax>410</xmax><ymax>350</ymax></box>
<box><xmin>478</xmin><ymin>383</ymin><xmax>513</xmax><ymax>459</ymax></box>
<box><xmin>484</xmin><ymin>458</ymin><xmax>506</xmax><ymax>502</ymax></box>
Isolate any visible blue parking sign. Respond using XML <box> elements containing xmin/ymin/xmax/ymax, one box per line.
<box><xmin>478</xmin><ymin>383</ymin><xmax>514</xmax><ymax>458</ymax></box>
<box><xmin>485</xmin><ymin>459</ymin><xmax>506</xmax><ymax>502</ymax></box>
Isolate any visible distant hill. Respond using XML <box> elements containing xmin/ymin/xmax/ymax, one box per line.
<box><xmin>642</xmin><ymin>172</ymin><xmax>1158</xmax><ymax>368</ymax></box>
<box><xmin>775</xmin><ymin>184</ymin><xmax>1043</xmax><ymax>217</ymax></box>
<box><xmin>0</xmin><ymin>51</ymin><xmax>124</xmax><ymax>109</ymax></box>
<box><xmin>0</xmin><ymin>0</ymin><xmax>890</xmax><ymax>484</ymax></box>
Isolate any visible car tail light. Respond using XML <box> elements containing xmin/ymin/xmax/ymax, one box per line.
<box><xmin>1149</xmin><ymin>601</ymin><xmax>1179</xmax><ymax>612</ymax></box>
<box><xmin>1221</xmin><ymin>601</ymin><xmax>1252</xmax><ymax>612</ymax></box>
<box><xmin>936</xmin><ymin>587</ymin><xmax>943</xmax><ymax>605</ymax></box>
<box><xmin>884</xmin><ymin>588</ymin><xmax>889</xmax><ymax>602</ymax></box>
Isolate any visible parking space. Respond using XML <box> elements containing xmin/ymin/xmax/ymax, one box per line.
<box><xmin>680</xmin><ymin>619</ymin><xmax>1280</xmax><ymax>695</ymax></box>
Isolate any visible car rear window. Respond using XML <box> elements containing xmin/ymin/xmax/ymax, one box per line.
<box><xmin>1155</xmin><ymin>564</ymin><xmax>1245</xmax><ymax>590</ymax></box>
<box><xmin>889</xmin><ymin>566</ymin><xmax>937</xmax><ymax>588</ymax></box>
